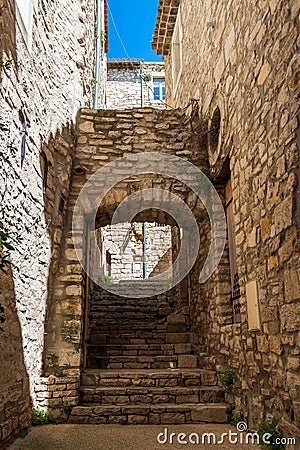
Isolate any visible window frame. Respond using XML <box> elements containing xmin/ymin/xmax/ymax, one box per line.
<box><xmin>152</xmin><ymin>77</ymin><xmax>166</xmax><ymax>102</ymax></box>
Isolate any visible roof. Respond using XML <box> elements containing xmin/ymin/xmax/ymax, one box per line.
<box><xmin>107</xmin><ymin>59</ymin><xmax>165</xmax><ymax>70</ymax></box>
<box><xmin>107</xmin><ymin>59</ymin><xmax>144</xmax><ymax>70</ymax></box>
<box><xmin>152</xmin><ymin>0</ymin><xmax>180</xmax><ymax>56</ymax></box>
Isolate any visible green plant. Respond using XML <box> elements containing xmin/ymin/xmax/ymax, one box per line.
<box><xmin>60</xmin><ymin>403</ymin><xmax>71</xmax><ymax>414</ymax></box>
<box><xmin>257</xmin><ymin>417</ymin><xmax>285</xmax><ymax>450</ymax></box>
<box><xmin>161</xmin><ymin>276</ymin><xmax>173</xmax><ymax>290</ymax></box>
<box><xmin>19</xmin><ymin>428</ymin><xmax>29</xmax><ymax>439</ymax></box>
<box><xmin>47</xmin><ymin>353</ymin><xmax>66</xmax><ymax>377</ymax></box>
<box><xmin>90</xmin><ymin>284</ymin><xmax>99</xmax><ymax>298</ymax></box>
<box><xmin>32</xmin><ymin>408</ymin><xmax>56</xmax><ymax>426</ymax></box>
<box><xmin>100</xmin><ymin>30</ymin><xmax>106</xmax><ymax>45</ymax></box>
<box><xmin>0</xmin><ymin>57</ymin><xmax>12</xmax><ymax>71</ymax></box>
<box><xmin>143</xmin><ymin>73</ymin><xmax>152</xmax><ymax>82</ymax></box>
<box><xmin>219</xmin><ymin>369</ymin><xmax>237</xmax><ymax>394</ymax></box>
<box><xmin>98</xmin><ymin>275</ymin><xmax>118</xmax><ymax>284</ymax></box>
<box><xmin>230</xmin><ymin>412</ymin><xmax>244</xmax><ymax>426</ymax></box>
<box><xmin>47</xmin><ymin>353</ymin><xmax>58</xmax><ymax>366</ymax></box>
<box><xmin>119</xmin><ymin>419</ymin><xmax>129</xmax><ymax>425</ymax></box>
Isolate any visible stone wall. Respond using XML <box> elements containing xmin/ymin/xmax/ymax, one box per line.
<box><xmin>106</xmin><ymin>61</ymin><xmax>165</xmax><ymax>109</ymax></box>
<box><xmin>100</xmin><ymin>222</ymin><xmax>172</xmax><ymax>280</ymax></box>
<box><xmin>0</xmin><ymin>0</ymin><xmax>98</xmax><ymax>444</ymax></box>
<box><xmin>0</xmin><ymin>267</ymin><xmax>31</xmax><ymax>449</ymax></box>
<box><xmin>153</xmin><ymin>0</ymin><xmax>300</xmax><ymax>437</ymax></box>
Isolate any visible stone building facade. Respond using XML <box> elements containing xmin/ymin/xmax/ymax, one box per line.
<box><xmin>100</xmin><ymin>222</ymin><xmax>172</xmax><ymax>280</ymax></box>
<box><xmin>0</xmin><ymin>0</ymin><xmax>104</xmax><ymax>446</ymax></box>
<box><xmin>153</xmin><ymin>0</ymin><xmax>300</xmax><ymax>439</ymax></box>
<box><xmin>106</xmin><ymin>60</ymin><xmax>165</xmax><ymax>109</ymax></box>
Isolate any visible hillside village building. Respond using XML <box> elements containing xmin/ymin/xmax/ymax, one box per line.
<box><xmin>106</xmin><ymin>59</ymin><xmax>165</xmax><ymax>109</ymax></box>
<box><xmin>0</xmin><ymin>0</ymin><xmax>299</xmax><ymax>447</ymax></box>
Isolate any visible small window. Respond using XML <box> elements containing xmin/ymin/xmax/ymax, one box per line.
<box><xmin>153</xmin><ymin>78</ymin><xmax>166</xmax><ymax>101</ymax></box>
<box><xmin>172</xmin><ymin>7</ymin><xmax>183</xmax><ymax>92</ymax></box>
<box><xmin>15</xmin><ymin>0</ymin><xmax>34</xmax><ymax>49</ymax></box>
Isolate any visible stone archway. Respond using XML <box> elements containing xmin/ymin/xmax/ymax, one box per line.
<box><xmin>37</xmin><ymin>107</ymin><xmax>228</xmax><ymax>425</ymax></box>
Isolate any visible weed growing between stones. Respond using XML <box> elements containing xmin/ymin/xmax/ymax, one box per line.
<box><xmin>218</xmin><ymin>369</ymin><xmax>237</xmax><ymax>394</ymax></box>
<box><xmin>31</xmin><ymin>408</ymin><xmax>56</xmax><ymax>426</ymax></box>
<box><xmin>47</xmin><ymin>353</ymin><xmax>67</xmax><ymax>377</ymax></box>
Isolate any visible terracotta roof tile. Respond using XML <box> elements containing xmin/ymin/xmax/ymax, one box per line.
<box><xmin>152</xmin><ymin>0</ymin><xmax>180</xmax><ymax>56</ymax></box>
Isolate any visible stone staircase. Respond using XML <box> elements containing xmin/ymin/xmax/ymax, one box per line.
<box><xmin>69</xmin><ymin>282</ymin><xmax>228</xmax><ymax>424</ymax></box>
<box><xmin>69</xmin><ymin>369</ymin><xmax>227</xmax><ymax>424</ymax></box>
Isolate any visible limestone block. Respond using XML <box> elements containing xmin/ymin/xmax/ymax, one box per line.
<box><xmin>177</xmin><ymin>355</ymin><xmax>198</xmax><ymax>368</ymax></box>
<box><xmin>275</xmin><ymin>196</ymin><xmax>293</xmax><ymax>234</ymax></box>
<box><xmin>66</xmin><ymin>285</ymin><xmax>82</xmax><ymax>296</ymax></box>
<box><xmin>284</xmin><ymin>269</ymin><xmax>300</xmax><ymax>302</ymax></box>
<box><xmin>257</xmin><ymin>62</ymin><xmax>271</xmax><ymax>85</ymax></box>
<box><xmin>192</xmin><ymin>405</ymin><xmax>228</xmax><ymax>423</ymax></box>
<box><xmin>281</xmin><ymin>304</ymin><xmax>300</xmax><ymax>331</ymax></box>
<box><xmin>161</xmin><ymin>412</ymin><xmax>186</xmax><ymax>424</ymax></box>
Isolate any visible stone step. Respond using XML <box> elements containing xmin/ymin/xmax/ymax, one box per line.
<box><xmin>69</xmin><ymin>403</ymin><xmax>228</xmax><ymax>424</ymax></box>
<box><xmin>80</xmin><ymin>385</ymin><xmax>225</xmax><ymax>405</ymax></box>
<box><xmin>86</xmin><ymin>354</ymin><xmax>198</xmax><ymax>370</ymax></box>
<box><xmin>87</xmin><ymin>342</ymin><xmax>193</xmax><ymax>356</ymax></box>
<box><xmin>81</xmin><ymin>369</ymin><xmax>218</xmax><ymax>388</ymax></box>
<box><xmin>89</xmin><ymin>323</ymin><xmax>168</xmax><ymax>332</ymax></box>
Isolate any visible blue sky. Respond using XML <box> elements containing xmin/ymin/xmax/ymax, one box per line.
<box><xmin>107</xmin><ymin>0</ymin><xmax>163</xmax><ymax>62</ymax></box>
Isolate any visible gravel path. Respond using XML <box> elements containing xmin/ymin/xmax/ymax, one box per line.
<box><xmin>9</xmin><ymin>424</ymin><xmax>261</xmax><ymax>450</ymax></box>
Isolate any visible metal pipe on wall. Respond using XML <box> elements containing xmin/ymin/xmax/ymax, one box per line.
<box><xmin>94</xmin><ymin>0</ymin><xmax>104</xmax><ymax>109</ymax></box>
<box><xmin>140</xmin><ymin>61</ymin><xmax>144</xmax><ymax>107</ymax></box>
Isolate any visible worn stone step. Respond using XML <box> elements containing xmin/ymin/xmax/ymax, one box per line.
<box><xmin>87</xmin><ymin>342</ymin><xmax>193</xmax><ymax>356</ymax></box>
<box><xmin>80</xmin><ymin>385</ymin><xmax>225</xmax><ymax>405</ymax></box>
<box><xmin>69</xmin><ymin>403</ymin><xmax>228</xmax><ymax>424</ymax></box>
<box><xmin>86</xmin><ymin>354</ymin><xmax>198</xmax><ymax>370</ymax></box>
<box><xmin>89</xmin><ymin>323</ymin><xmax>167</xmax><ymax>332</ymax></box>
<box><xmin>81</xmin><ymin>369</ymin><xmax>218</xmax><ymax>388</ymax></box>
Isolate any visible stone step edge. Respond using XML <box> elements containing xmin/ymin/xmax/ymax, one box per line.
<box><xmin>86</xmin><ymin>354</ymin><xmax>197</xmax><ymax>361</ymax></box>
<box><xmin>69</xmin><ymin>403</ymin><xmax>228</xmax><ymax>424</ymax></box>
<box><xmin>80</xmin><ymin>385</ymin><xmax>223</xmax><ymax>393</ymax></box>
<box><xmin>82</xmin><ymin>368</ymin><xmax>216</xmax><ymax>376</ymax></box>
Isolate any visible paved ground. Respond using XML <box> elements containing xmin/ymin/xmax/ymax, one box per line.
<box><xmin>9</xmin><ymin>424</ymin><xmax>261</xmax><ymax>450</ymax></box>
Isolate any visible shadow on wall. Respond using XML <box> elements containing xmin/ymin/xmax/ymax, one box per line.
<box><xmin>149</xmin><ymin>247</ymin><xmax>173</xmax><ymax>279</ymax></box>
<box><xmin>38</xmin><ymin>125</ymin><xmax>77</xmax><ymax>372</ymax></box>
<box><xmin>0</xmin><ymin>266</ymin><xmax>31</xmax><ymax>449</ymax></box>
<box><xmin>0</xmin><ymin>0</ymin><xmax>17</xmax><ymax>81</ymax></box>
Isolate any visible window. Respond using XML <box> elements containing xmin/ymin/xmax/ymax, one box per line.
<box><xmin>172</xmin><ymin>7</ymin><xmax>183</xmax><ymax>92</ymax></box>
<box><xmin>15</xmin><ymin>0</ymin><xmax>34</xmax><ymax>48</ymax></box>
<box><xmin>153</xmin><ymin>78</ymin><xmax>166</xmax><ymax>101</ymax></box>
<box><xmin>209</xmin><ymin>107</ymin><xmax>221</xmax><ymax>154</ymax></box>
<box><xmin>225</xmin><ymin>178</ymin><xmax>241</xmax><ymax>323</ymax></box>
